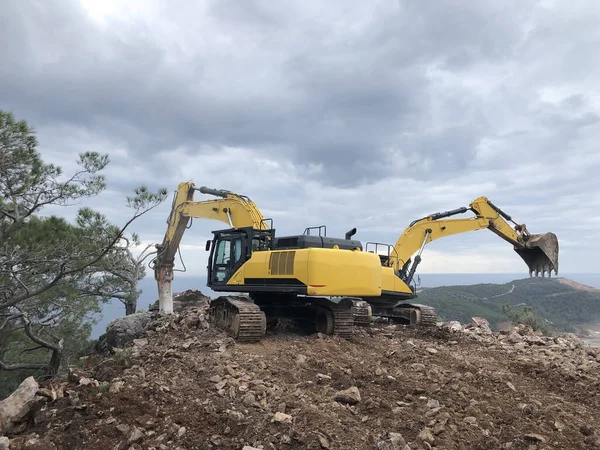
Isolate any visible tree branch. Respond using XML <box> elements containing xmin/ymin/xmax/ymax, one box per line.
<box><xmin>0</xmin><ymin>360</ymin><xmax>48</xmax><ymax>371</ymax></box>
<box><xmin>15</xmin><ymin>306</ymin><xmax>60</xmax><ymax>352</ymax></box>
<box><xmin>0</xmin><ymin>313</ymin><xmax>22</xmax><ymax>331</ymax></box>
<box><xmin>20</xmin><ymin>345</ymin><xmax>45</xmax><ymax>355</ymax></box>
<box><xmin>0</xmin><ymin>199</ymin><xmax>161</xmax><ymax>309</ymax></box>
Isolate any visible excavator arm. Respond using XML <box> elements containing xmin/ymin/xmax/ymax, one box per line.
<box><xmin>152</xmin><ymin>182</ymin><xmax>269</xmax><ymax>313</ymax></box>
<box><xmin>389</xmin><ymin>196</ymin><xmax>559</xmax><ymax>283</ymax></box>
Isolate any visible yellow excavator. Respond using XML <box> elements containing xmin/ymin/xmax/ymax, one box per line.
<box><xmin>152</xmin><ymin>182</ymin><xmax>559</xmax><ymax>343</ymax></box>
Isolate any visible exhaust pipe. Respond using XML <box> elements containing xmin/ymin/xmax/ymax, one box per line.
<box><xmin>345</xmin><ymin>228</ymin><xmax>357</xmax><ymax>240</ymax></box>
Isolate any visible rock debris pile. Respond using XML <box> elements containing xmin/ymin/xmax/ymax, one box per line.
<box><xmin>1</xmin><ymin>295</ymin><xmax>600</xmax><ymax>450</ymax></box>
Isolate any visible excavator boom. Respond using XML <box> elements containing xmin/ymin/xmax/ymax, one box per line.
<box><xmin>152</xmin><ymin>182</ymin><xmax>270</xmax><ymax>313</ymax></box>
<box><xmin>389</xmin><ymin>196</ymin><xmax>559</xmax><ymax>282</ymax></box>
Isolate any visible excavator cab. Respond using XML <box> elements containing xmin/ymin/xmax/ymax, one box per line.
<box><xmin>207</xmin><ymin>227</ymin><xmax>274</xmax><ymax>286</ymax></box>
<box><xmin>209</xmin><ymin>231</ymin><xmax>243</xmax><ymax>284</ymax></box>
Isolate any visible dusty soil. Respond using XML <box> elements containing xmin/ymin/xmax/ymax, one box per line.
<box><xmin>577</xmin><ymin>323</ymin><xmax>600</xmax><ymax>349</ymax></box>
<box><xmin>5</xmin><ymin>309</ymin><xmax>600</xmax><ymax>450</ymax></box>
<box><xmin>556</xmin><ymin>278</ymin><xmax>600</xmax><ymax>293</ymax></box>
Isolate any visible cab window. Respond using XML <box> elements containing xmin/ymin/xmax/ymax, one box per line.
<box><xmin>215</xmin><ymin>239</ymin><xmax>230</xmax><ymax>264</ymax></box>
<box><xmin>232</xmin><ymin>238</ymin><xmax>242</xmax><ymax>263</ymax></box>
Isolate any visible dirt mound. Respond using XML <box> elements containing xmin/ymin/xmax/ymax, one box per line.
<box><xmin>555</xmin><ymin>277</ymin><xmax>600</xmax><ymax>292</ymax></box>
<box><xmin>4</xmin><ymin>307</ymin><xmax>600</xmax><ymax>449</ymax></box>
<box><xmin>149</xmin><ymin>289</ymin><xmax>211</xmax><ymax>312</ymax></box>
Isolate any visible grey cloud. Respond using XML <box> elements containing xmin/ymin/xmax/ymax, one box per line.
<box><xmin>1</xmin><ymin>0</ymin><xmax>600</xmax><ymax>274</ymax></box>
<box><xmin>208</xmin><ymin>0</ymin><xmax>286</xmax><ymax>30</ymax></box>
<box><xmin>0</xmin><ymin>0</ymin><xmax>541</xmax><ymax>187</ymax></box>
<box><xmin>395</xmin><ymin>1</ymin><xmax>525</xmax><ymax>67</ymax></box>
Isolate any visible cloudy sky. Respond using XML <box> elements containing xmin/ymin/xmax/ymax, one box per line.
<box><xmin>2</xmin><ymin>0</ymin><xmax>599</xmax><ymax>280</ymax></box>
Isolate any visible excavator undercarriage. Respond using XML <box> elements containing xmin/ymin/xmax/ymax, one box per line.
<box><xmin>208</xmin><ymin>296</ymin><xmax>266</xmax><ymax>343</ymax></box>
<box><xmin>208</xmin><ymin>295</ymin><xmax>357</xmax><ymax>342</ymax></box>
<box><xmin>207</xmin><ymin>294</ymin><xmax>439</xmax><ymax>343</ymax></box>
<box><xmin>370</xmin><ymin>303</ymin><xmax>438</xmax><ymax>327</ymax></box>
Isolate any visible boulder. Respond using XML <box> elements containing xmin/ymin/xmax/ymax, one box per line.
<box><xmin>105</xmin><ymin>311</ymin><xmax>153</xmax><ymax>348</ymax></box>
<box><xmin>0</xmin><ymin>376</ymin><xmax>40</xmax><ymax>435</ymax></box>
<box><xmin>441</xmin><ymin>321</ymin><xmax>463</xmax><ymax>332</ymax></box>
<box><xmin>334</xmin><ymin>386</ymin><xmax>361</xmax><ymax>405</ymax></box>
<box><xmin>468</xmin><ymin>317</ymin><xmax>492</xmax><ymax>334</ymax></box>
<box><xmin>514</xmin><ymin>324</ymin><xmax>535</xmax><ymax>336</ymax></box>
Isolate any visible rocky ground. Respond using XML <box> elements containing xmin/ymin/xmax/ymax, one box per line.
<box><xmin>2</xmin><ymin>293</ymin><xmax>600</xmax><ymax>450</ymax></box>
<box><xmin>577</xmin><ymin>323</ymin><xmax>600</xmax><ymax>349</ymax></box>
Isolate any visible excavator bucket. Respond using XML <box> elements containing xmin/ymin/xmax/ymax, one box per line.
<box><xmin>514</xmin><ymin>232</ymin><xmax>559</xmax><ymax>277</ymax></box>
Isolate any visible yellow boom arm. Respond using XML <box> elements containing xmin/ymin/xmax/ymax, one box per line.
<box><xmin>389</xmin><ymin>196</ymin><xmax>559</xmax><ymax>279</ymax></box>
<box><xmin>153</xmin><ymin>182</ymin><xmax>269</xmax><ymax>312</ymax></box>
<box><xmin>162</xmin><ymin>182</ymin><xmax>266</xmax><ymax>239</ymax></box>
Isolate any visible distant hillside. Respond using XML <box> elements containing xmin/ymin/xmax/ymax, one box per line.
<box><xmin>415</xmin><ymin>277</ymin><xmax>600</xmax><ymax>332</ymax></box>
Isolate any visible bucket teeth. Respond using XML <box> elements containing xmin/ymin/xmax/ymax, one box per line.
<box><xmin>529</xmin><ymin>263</ymin><xmax>554</xmax><ymax>278</ymax></box>
<box><xmin>514</xmin><ymin>232</ymin><xmax>559</xmax><ymax>278</ymax></box>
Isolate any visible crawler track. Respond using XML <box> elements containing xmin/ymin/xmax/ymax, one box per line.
<box><xmin>309</xmin><ymin>298</ymin><xmax>355</xmax><ymax>339</ymax></box>
<box><xmin>330</xmin><ymin>301</ymin><xmax>355</xmax><ymax>339</ymax></box>
<box><xmin>415</xmin><ymin>305</ymin><xmax>438</xmax><ymax>327</ymax></box>
<box><xmin>351</xmin><ymin>300</ymin><xmax>372</xmax><ymax>327</ymax></box>
<box><xmin>208</xmin><ymin>296</ymin><xmax>266</xmax><ymax>343</ymax></box>
<box><xmin>209</xmin><ymin>296</ymin><xmax>356</xmax><ymax>342</ymax></box>
<box><xmin>372</xmin><ymin>303</ymin><xmax>438</xmax><ymax>327</ymax></box>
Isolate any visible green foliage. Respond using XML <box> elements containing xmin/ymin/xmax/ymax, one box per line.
<box><xmin>0</xmin><ymin>309</ymin><xmax>93</xmax><ymax>397</ymax></box>
<box><xmin>416</xmin><ymin>277</ymin><xmax>600</xmax><ymax>332</ymax></box>
<box><xmin>0</xmin><ymin>109</ymin><xmax>168</xmax><ymax>394</ymax></box>
<box><xmin>113</xmin><ymin>348</ymin><xmax>133</xmax><ymax>368</ymax></box>
<box><xmin>0</xmin><ymin>111</ymin><xmax>108</xmax><ymax>233</ymax></box>
<box><xmin>0</xmin><ymin>327</ymin><xmax>47</xmax><ymax>398</ymax></box>
<box><xmin>86</xmin><ymin>234</ymin><xmax>154</xmax><ymax>315</ymax></box>
<box><xmin>502</xmin><ymin>304</ymin><xmax>552</xmax><ymax>335</ymax></box>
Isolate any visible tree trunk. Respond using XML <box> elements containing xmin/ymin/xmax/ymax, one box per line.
<box><xmin>46</xmin><ymin>346</ymin><xmax>62</xmax><ymax>380</ymax></box>
<box><xmin>0</xmin><ymin>333</ymin><xmax>8</xmax><ymax>364</ymax></box>
<box><xmin>125</xmin><ymin>277</ymin><xmax>139</xmax><ymax>315</ymax></box>
<box><xmin>125</xmin><ymin>300</ymin><xmax>136</xmax><ymax>315</ymax></box>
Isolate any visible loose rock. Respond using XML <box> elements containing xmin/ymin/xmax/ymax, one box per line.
<box><xmin>523</xmin><ymin>433</ymin><xmax>547</xmax><ymax>443</ymax></box>
<box><xmin>272</xmin><ymin>412</ymin><xmax>293</xmax><ymax>423</ymax></box>
<box><xmin>333</xmin><ymin>386</ymin><xmax>361</xmax><ymax>405</ymax></box>
<box><xmin>0</xmin><ymin>376</ymin><xmax>40</xmax><ymax>435</ymax></box>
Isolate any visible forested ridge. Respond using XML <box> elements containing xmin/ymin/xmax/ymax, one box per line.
<box><xmin>416</xmin><ymin>277</ymin><xmax>600</xmax><ymax>332</ymax></box>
